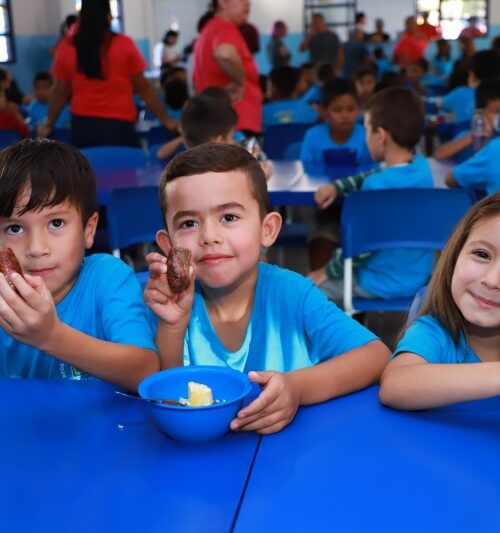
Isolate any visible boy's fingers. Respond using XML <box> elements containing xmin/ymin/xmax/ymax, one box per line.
<box><xmin>233</xmin><ymin>411</ymin><xmax>286</xmax><ymax>433</ymax></box>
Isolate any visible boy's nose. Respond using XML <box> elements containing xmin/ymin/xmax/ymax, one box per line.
<box><xmin>199</xmin><ymin>221</ymin><xmax>223</xmax><ymax>245</ymax></box>
<box><xmin>480</xmin><ymin>262</ymin><xmax>500</xmax><ymax>290</ymax></box>
<box><xmin>26</xmin><ymin>233</ymin><xmax>51</xmax><ymax>258</ymax></box>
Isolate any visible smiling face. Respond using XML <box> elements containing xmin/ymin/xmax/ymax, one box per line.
<box><xmin>159</xmin><ymin>171</ymin><xmax>280</xmax><ymax>292</ymax></box>
<box><xmin>325</xmin><ymin>94</ymin><xmax>359</xmax><ymax>136</ymax></box>
<box><xmin>451</xmin><ymin>215</ymin><xmax>500</xmax><ymax>332</ymax></box>
<box><xmin>0</xmin><ymin>188</ymin><xmax>98</xmax><ymax>303</ymax></box>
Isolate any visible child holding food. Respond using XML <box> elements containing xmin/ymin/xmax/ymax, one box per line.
<box><xmin>0</xmin><ymin>139</ymin><xmax>158</xmax><ymax>389</ymax></box>
<box><xmin>144</xmin><ymin>143</ymin><xmax>390</xmax><ymax>434</ymax></box>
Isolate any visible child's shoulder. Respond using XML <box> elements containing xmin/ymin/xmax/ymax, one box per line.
<box><xmin>257</xmin><ymin>262</ymin><xmax>316</xmax><ymax>300</ymax></box>
<box><xmin>74</xmin><ymin>253</ymin><xmax>136</xmax><ymax>290</ymax></box>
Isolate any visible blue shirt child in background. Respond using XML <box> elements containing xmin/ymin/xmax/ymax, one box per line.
<box><xmin>263</xmin><ymin>65</ymin><xmax>319</xmax><ymax>126</ymax></box>
<box><xmin>380</xmin><ymin>193</ymin><xmax>500</xmax><ymax>410</ymax></box>
<box><xmin>28</xmin><ymin>72</ymin><xmax>71</xmax><ymax>131</ymax></box>
<box><xmin>301</xmin><ymin>62</ymin><xmax>335</xmax><ymax>106</ymax></box>
<box><xmin>0</xmin><ymin>139</ymin><xmax>158</xmax><ymax>390</ymax></box>
<box><xmin>310</xmin><ymin>87</ymin><xmax>434</xmax><ymax>305</ymax></box>
<box><xmin>144</xmin><ymin>143</ymin><xmax>390</xmax><ymax>434</ymax></box>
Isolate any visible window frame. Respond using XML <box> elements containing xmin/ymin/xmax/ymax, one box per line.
<box><xmin>0</xmin><ymin>0</ymin><xmax>16</xmax><ymax>64</ymax></box>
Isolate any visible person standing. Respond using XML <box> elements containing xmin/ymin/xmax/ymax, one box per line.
<box><xmin>267</xmin><ymin>20</ymin><xmax>291</xmax><ymax>68</ymax></box>
<box><xmin>393</xmin><ymin>16</ymin><xmax>428</xmax><ymax>68</ymax></box>
<box><xmin>193</xmin><ymin>0</ymin><xmax>262</xmax><ymax>136</ymax></box>
<box><xmin>300</xmin><ymin>13</ymin><xmax>343</xmax><ymax>72</ymax></box>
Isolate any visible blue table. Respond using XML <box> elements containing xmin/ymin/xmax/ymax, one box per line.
<box><xmin>234</xmin><ymin>386</ymin><xmax>500</xmax><ymax>533</ymax></box>
<box><xmin>0</xmin><ymin>379</ymin><xmax>260</xmax><ymax>533</ymax></box>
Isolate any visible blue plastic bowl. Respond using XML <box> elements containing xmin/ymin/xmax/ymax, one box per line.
<box><xmin>138</xmin><ymin>366</ymin><xmax>253</xmax><ymax>443</ymax></box>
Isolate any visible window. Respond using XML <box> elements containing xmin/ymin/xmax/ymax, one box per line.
<box><xmin>0</xmin><ymin>0</ymin><xmax>15</xmax><ymax>63</ymax></box>
<box><xmin>416</xmin><ymin>0</ymin><xmax>489</xmax><ymax>40</ymax></box>
<box><xmin>75</xmin><ymin>0</ymin><xmax>123</xmax><ymax>32</ymax></box>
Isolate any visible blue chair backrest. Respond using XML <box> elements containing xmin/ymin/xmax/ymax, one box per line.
<box><xmin>264</xmin><ymin>122</ymin><xmax>315</xmax><ymax>160</ymax></box>
<box><xmin>323</xmin><ymin>148</ymin><xmax>357</xmax><ymax>166</ymax></box>
<box><xmin>51</xmin><ymin>128</ymin><xmax>71</xmax><ymax>144</ymax></box>
<box><xmin>341</xmin><ymin>188</ymin><xmax>476</xmax><ymax>258</ymax></box>
<box><xmin>107</xmin><ymin>186</ymin><xmax>164</xmax><ymax>253</ymax></box>
<box><xmin>283</xmin><ymin>141</ymin><xmax>302</xmax><ymax>161</ymax></box>
<box><xmin>81</xmin><ymin>146</ymin><xmax>148</xmax><ymax>170</ymax></box>
<box><xmin>138</xmin><ymin>126</ymin><xmax>178</xmax><ymax>148</ymax></box>
<box><xmin>0</xmin><ymin>129</ymin><xmax>22</xmax><ymax>148</ymax></box>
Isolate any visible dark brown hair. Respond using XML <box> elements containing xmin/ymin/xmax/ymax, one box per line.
<box><xmin>0</xmin><ymin>138</ymin><xmax>97</xmax><ymax>224</ymax></box>
<box><xmin>365</xmin><ymin>87</ymin><xmax>424</xmax><ymax>150</ymax></box>
<box><xmin>159</xmin><ymin>143</ymin><xmax>269</xmax><ymax>224</ymax></box>
<box><xmin>414</xmin><ymin>192</ymin><xmax>500</xmax><ymax>344</ymax></box>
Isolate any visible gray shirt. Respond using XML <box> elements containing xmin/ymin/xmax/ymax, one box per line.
<box><xmin>309</xmin><ymin>31</ymin><xmax>340</xmax><ymax>67</ymax></box>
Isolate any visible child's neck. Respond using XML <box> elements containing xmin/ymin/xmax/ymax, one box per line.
<box><xmin>203</xmin><ymin>267</ymin><xmax>258</xmax><ymax>352</ymax></box>
<box><xmin>383</xmin><ymin>144</ymin><xmax>414</xmax><ymax>167</ymax></box>
<box><xmin>330</xmin><ymin>126</ymin><xmax>352</xmax><ymax>145</ymax></box>
<box><xmin>465</xmin><ymin>324</ymin><xmax>500</xmax><ymax>362</ymax></box>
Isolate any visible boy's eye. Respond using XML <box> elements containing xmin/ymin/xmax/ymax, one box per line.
<box><xmin>472</xmin><ymin>249</ymin><xmax>490</xmax><ymax>260</ymax></box>
<box><xmin>179</xmin><ymin>220</ymin><xmax>198</xmax><ymax>229</ymax></box>
<box><xmin>5</xmin><ymin>224</ymin><xmax>23</xmax><ymax>235</ymax></box>
<box><xmin>49</xmin><ymin>219</ymin><xmax>65</xmax><ymax>229</ymax></box>
<box><xmin>222</xmin><ymin>214</ymin><xmax>238</xmax><ymax>222</ymax></box>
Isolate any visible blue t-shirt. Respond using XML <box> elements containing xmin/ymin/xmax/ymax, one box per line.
<box><xmin>432</xmin><ymin>58</ymin><xmax>453</xmax><ymax>80</ymax></box>
<box><xmin>0</xmin><ymin>254</ymin><xmax>157</xmax><ymax>380</ymax></box>
<box><xmin>301</xmin><ymin>83</ymin><xmax>321</xmax><ymax>105</ymax></box>
<box><xmin>453</xmin><ymin>137</ymin><xmax>500</xmax><ymax>195</ymax></box>
<box><xmin>441</xmin><ymin>87</ymin><xmax>475</xmax><ymax>124</ymax></box>
<box><xmin>449</xmin><ymin>129</ymin><xmax>474</xmax><ymax>164</ymax></box>
<box><xmin>263</xmin><ymin>99</ymin><xmax>319</xmax><ymax>126</ymax></box>
<box><xmin>183</xmin><ymin>263</ymin><xmax>378</xmax><ymax>372</ymax></box>
<box><xmin>28</xmin><ymin>100</ymin><xmax>71</xmax><ymax>129</ymax></box>
<box><xmin>300</xmin><ymin>122</ymin><xmax>373</xmax><ymax>169</ymax></box>
<box><xmin>393</xmin><ymin>315</ymin><xmax>480</xmax><ymax>363</ymax></box>
<box><xmin>358</xmin><ymin>155</ymin><xmax>435</xmax><ymax>298</ymax></box>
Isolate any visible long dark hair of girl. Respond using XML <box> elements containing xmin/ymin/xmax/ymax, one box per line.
<box><xmin>74</xmin><ymin>0</ymin><xmax>113</xmax><ymax>79</ymax></box>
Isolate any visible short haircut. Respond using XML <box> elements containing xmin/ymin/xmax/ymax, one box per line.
<box><xmin>408</xmin><ymin>57</ymin><xmax>429</xmax><ymax>73</ymax></box>
<box><xmin>354</xmin><ymin>65</ymin><xmax>377</xmax><ymax>81</ymax></box>
<box><xmin>180</xmin><ymin>96</ymin><xmax>237</xmax><ymax>148</ymax></box>
<box><xmin>270</xmin><ymin>66</ymin><xmax>299</xmax><ymax>98</ymax></box>
<box><xmin>316</xmin><ymin>62</ymin><xmax>335</xmax><ymax>84</ymax></box>
<box><xmin>0</xmin><ymin>139</ymin><xmax>97</xmax><ymax>224</ymax></box>
<box><xmin>159</xmin><ymin>143</ymin><xmax>269</xmax><ymax>222</ymax></box>
<box><xmin>33</xmin><ymin>72</ymin><xmax>53</xmax><ymax>85</ymax></box>
<box><xmin>321</xmin><ymin>78</ymin><xmax>358</xmax><ymax>107</ymax></box>
<box><xmin>476</xmin><ymin>79</ymin><xmax>500</xmax><ymax>109</ymax></box>
<box><xmin>375</xmin><ymin>71</ymin><xmax>403</xmax><ymax>92</ymax></box>
<box><xmin>163</xmin><ymin>77</ymin><xmax>188</xmax><ymax>110</ymax></box>
<box><xmin>355</xmin><ymin>12</ymin><xmax>365</xmax><ymax>23</ymax></box>
<box><xmin>470</xmin><ymin>49</ymin><xmax>500</xmax><ymax>81</ymax></box>
<box><xmin>164</xmin><ymin>30</ymin><xmax>178</xmax><ymax>42</ymax></box>
<box><xmin>365</xmin><ymin>87</ymin><xmax>424</xmax><ymax>150</ymax></box>
<box><xmin>199</xmin><ymin>85</ymin><xmax>232</xmax><ymax>106</ymax></box>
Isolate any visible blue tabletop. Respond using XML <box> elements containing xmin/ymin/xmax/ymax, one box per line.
<box><xmin>234</xmin><ymin>385</ymin><xmax>500</xmax><ymax>533</ymax></box>
<box><xmin>0</xmin><ymin>379</ymin><xmax>260</xmax><ymax>533</ymax></box>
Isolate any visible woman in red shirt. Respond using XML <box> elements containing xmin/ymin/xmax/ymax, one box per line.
<box><xmin>41</xmin><ymin>0</ymin><xmax>176</xmax><ymax>147</ymax></box>
<box><xmin>193</xmin><ymin>0</ymin><xmax>262</xmax><ymax>136</ymax></box>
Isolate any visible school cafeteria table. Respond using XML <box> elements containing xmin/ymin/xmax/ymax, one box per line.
<box><xmin>234</xmin><ymin>385</ymin><xmax>500</xmax><ymax>533</ymax></box>
<box><xmin>0</xmin><ymin>378</ymin><xmax>260</xmax><ymax>533</ymax></box>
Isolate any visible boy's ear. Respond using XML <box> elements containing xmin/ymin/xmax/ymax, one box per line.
<box><xmin>156</xmin><ymin>228</ymin><xmax>172</xmax><ymax>255</ymax></box>
<box><xmin>261</xmin><ymin>211</ymin><xmax>282</xmax><ymax>248</ymax></box>
<box><xmin>376</xmin><ymin>126</ymin><xmax>389</xmax><ymax>146</ymax></box>
<box><xmin>83</xmin><ymin>211</ymin><xmax>99</xmax><ymax>250</ymax></box>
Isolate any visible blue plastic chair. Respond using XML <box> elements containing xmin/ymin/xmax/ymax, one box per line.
<box><xmin>51</xmin><ymin>128</ymin><xmax>71</xmax><ymax>144</ymax></box>
<box><xmin>406</xmin><ymin>285</ymin><xmax>428</xmax><ymax>325</ymax></box>
<box><xmin>81</xmin><ymin>146</ymin><xmax>148</xmax><ymax>170</ymax></box>
<box><xmin>138</xmin><ymin>126</ymin><xmax>178</xmax><ymax>149</ymax></box>
<box><xmin>283</xmin><ymin>141</ymin><xmax>302</xmax><ymax>161</ymax></box>
<box><xmin>0</xmin><ymin>129</ymin><xmax>22</xmax><ymax>148</ymax></box>
<box><xmin>107</xmin><ymin>186</ymin><xmax>164</xmax><ymax>258</ymax></box>
<box><xmin>263</xmin><ymin>123</ymin><xmax>315</xmax><ymax>160</ymax></box>
<box><xmin>340</xmin><ymin>188</ymin><xmax>476</xmax><ymax>316</ymax></box>
<box><xmin>323</xmin><ymin>148</ymin><xmax>357</xmax><ymax>166</ymax></box>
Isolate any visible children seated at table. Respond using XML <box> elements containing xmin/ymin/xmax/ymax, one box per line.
<box><xmin>144</xmin><ymin>143</ymin><xmax>390</xmax><ymax>434</ymax></box>
<box><xmin>0</xmin><ymin>69</ymin><xmax>28</xmax><ymax>138</ymax></box>
<box><xmin>301</xmin><ymin>62</ymin><xmax>335</xmax><ymax>108</ymax></box>
<box><xmin>380</xmin><ymin>193</ymin><xmax>500</xmax><ymax>410</ymax></box>
<box><xmin>0</xmin><ymin>139</ymin><xmax>158</xmax><ymax>389</ymax></box>
<box><xmin>439</xmin><ymin>49</ymin><xmax>500</xmax><ymax>126</ymax></box>
<box><xmin>263</xmin><ymin>66</ymin><xmax>319</xmax><ymax>126</ymax></box>
<box><xmin>435</xmin><ymin>79</ymin><xmax>500</xmax><ymax>164</ymax></box>
<box><xmin>28</xmin><ymin>72</ymin><xmax>71</xmax><ymax>131</ymax></box>
<box><xmin>309</xmin><ymin>87</ymin><xmax>434</xmax><ymax>306</ymax></box>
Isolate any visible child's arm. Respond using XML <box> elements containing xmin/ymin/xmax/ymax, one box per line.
<box><xmin>434</xmin><ymin>133</ymin><xmax>472</xmax><ymax>160</ymax></box>
<box><xmin>37</xmin><ymin>79</ymin><xmax>71</xmax><ymax>138</ymax></box>
<box><xmin>0</xmin><ymin>273</ymin><xmax>158</xmax><ymax>391</ymax></box>
<box><xmin>143</xmin><ymin>252</ymin><xmax>195</xmax><ymax>369</ymax></box>
<box><xmin>379</xmin><ymin>353</ymin><xmax>500</xmax><ymax>410</ymax></box>
<box><xmin>231</xmin><ymin>340</ymin><xmax>389</xmax><ymax>434</ymax></box>
<box><xmin>156</xmin><ymin>136</ymin><xmax>183</xmax><ymax>161</ymax></box>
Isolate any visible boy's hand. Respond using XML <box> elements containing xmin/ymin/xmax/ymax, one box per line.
<box><xmin>314</xmin><ymin>183</ymin><xmax>337</xmax><ymax>209</ymax></box>
<box><xmin>230</xmin><ymin>370</ymin><xmax>301</xmax><ymax>434</ymax></box>
<box><xmin>0</xmin><ymin>272</ymin><xmax>60</xmax><ymax>351</ymax></box>
<box><xmin>144</xmin><ymin>251</ymin><xmax>194</xmax><ymax>326</ymax></box>
<box><xmin>308</xmin><ymin>266</ymin><xmax>327</xmax><ymax>286</ymax></box>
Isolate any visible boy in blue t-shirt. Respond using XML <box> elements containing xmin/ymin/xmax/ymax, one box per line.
<box><xmin>144</xmin><ymin>143</ymin><xmax>389</xmax><ymax>434</ymax></box>
<box><xmin>0</xmin><ymin>139</ymin><xmax>158</xmax><ymax>389</ymax></box>
<box><xmin>263</xmin><ymin>66</ymin><xmax>319</xmax><ymax>126</ymax></box>
<box><xmin>310</xmin><ymin>87</ymin><xmax>434</xmax><ymax>304</ymax></box>
<box><xmin>28</xmin><ymin>72</ymin><xmax>71</xmax><ymax>131</ymax></box>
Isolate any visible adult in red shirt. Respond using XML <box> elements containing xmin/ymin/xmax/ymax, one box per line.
<box><xmin>394</xmin><ymin>16</ymin><xmax>428</xmax><ymax>68</ymax></box>
<box><xmin>193</xmin><ymin>0</ymin><xmax>262</xmax><ymax>135</ymax></box>
<box><xmin>417</xmin><ymin>11</ymin><xmax>440</xmax><ymax>41</ymax></box>
<box><xmin>41</xmin><ymin>0</ymin><xmax>176</xmax><ymax>147</ymax></box>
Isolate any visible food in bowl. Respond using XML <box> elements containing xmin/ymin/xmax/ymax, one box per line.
<box><xmin>187</xmin><ymin>381</ymin><xmax>214</xmax><ymax>407</ymax></box>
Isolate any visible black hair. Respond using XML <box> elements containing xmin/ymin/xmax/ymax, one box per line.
<box><xmin>160</xmin><ymin>143</ymin><xmax>269</xmax><ymax>221</ymax></box>
<box><xmin>270</xmin><ymin>66</ymin><xmax>299</xmax><ymax>98</ymax></box>
<box><xmin>476</xmin><ymin>79</ymin><xmax>500</xmax><ymax>109</ymax></box>
<box><xmin>321</xmin><ymin>78</ymin><xmax>358</xmax><ymax>107</ymax></box>
<box><xmin>470</xmin><ymin>49</ymin><xmax>500</xmax><ymax>82</ymax></box>
<box><xmin>374</xmin><ymin>47</ymin><xmax>385</xmax><ymax>59</ymax></box>
<box><xmin>180</xmin><ymin>96</ymin><xmax>237</xmax><ymax>148</ymax></box>
<box><xmin>316</xmin><ymin>63</ymin><xmax>335</xmax><ymax>84</ymax></box>
<box><xmin>375</xmin><ymin>71</ymin><xmax>403</xmax><ymax>92</ymax></box>
<box><xmin>355</xmin><ymin>12</ymin><xmax>365</xmax><ymax>23</ymax></box>
<box><xmin>164</xmin><ymin>78</ymin><xmax>188</xmax><ymax>110</ymax></box>
<box><xmin>409</xmin><ymin>57</ymin><xmax>429</xmax><ymax>74</ymax></box>
<box><xmin>354</xmin><ymin>65</ymin><xmax>377</xmax><ymax>81</ymax></box>
<box><xmin>163</xmin><ymin>30</ymin><xmax>179</xmax><ymax>43</ymax></box>
<box><xmin>73</xmin><ymin>0</ymin><xmax>113</xmax><ymax>79</ymax></box>
<box><xmin>0</xmin><ymin>139</ymin><xmax>97</xmax><ymax>224</ymax></box>
<box><xmin>60</xmin><ymin>13</ymin><xmax>78</xmax><ymax>36</ymax></box>
<box><xmin>435</xmin><ymin>39</ymin><xmax>451</xmax><ymax>61</ymax></box>
<box><xmin>33</xmin><ymin>72</ymin><xmax>53</xmax><ymax>85</ymax></box>
<box><xmin>199</xmin><ymin>86</ymin><xmax>232</xmax><ymax>106</ymax></box>
<box><xmin>0</xmin><ymin>68</ymin><xmax>10</xmax><ymax>83</ymax></box>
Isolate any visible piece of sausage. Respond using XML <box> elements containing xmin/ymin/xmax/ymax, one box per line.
<box><xmin>167</xmin><ymin>247</ymin><xmax>191</xmax><ymax>294</ymax></box>
<box><xmin>0</xmin><ymin>247</ymin><xmax>23</xmax><ymax>292</ymax></box>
